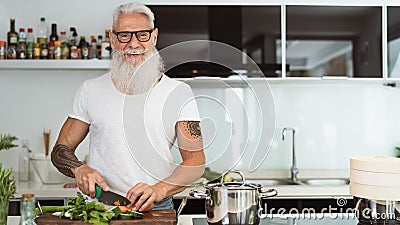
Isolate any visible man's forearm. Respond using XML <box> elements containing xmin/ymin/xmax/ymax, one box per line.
<box><xmin>155</xmin><ymin>163</ymin><xmax>205</xmax><ymax>199</ymax></box>
<box><xmin>51</xmin><ymin>144</ymin><xmax>83</xmax><ymax>178</ymax></box>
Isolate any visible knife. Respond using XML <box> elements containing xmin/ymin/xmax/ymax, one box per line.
<box><xmin>95</xmin><ymin>184</ymin><xmax>131</xmax><ymax>206</ymax></box>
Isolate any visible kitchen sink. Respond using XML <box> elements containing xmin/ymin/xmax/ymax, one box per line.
<box><xmin>247</xmin><ymin>179</ymin><xmax>302</xmax><ymax>186</ymax></box>
<box><xmin>300</xmin><ymin>178</ymin><xmax>350</xmax><ymax>186</ymax></box>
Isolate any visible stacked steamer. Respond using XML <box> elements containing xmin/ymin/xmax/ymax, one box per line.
<box><xmin>350</xmin><ymin>156</ymin><xmax>400</xmax><ymax>223</ymax></box>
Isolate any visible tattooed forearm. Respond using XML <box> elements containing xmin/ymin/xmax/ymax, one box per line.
<box><xmin>182</xmin><ymin>121</ymin><xmax>202</xmax><ymax>139</ymax></box>
<box><xmin>51</xmin><ymin>144</ymin><xmax>83</xmax><ymax>178</ymax></box>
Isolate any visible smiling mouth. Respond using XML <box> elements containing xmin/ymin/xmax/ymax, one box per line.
<box><xmin>124</xmin><ymin>49</ymin><xmax>147</xmax><ymax>56</ymax></box>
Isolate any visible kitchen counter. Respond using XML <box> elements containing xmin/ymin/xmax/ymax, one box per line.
<box><xmin>178</xmin><ymin>214</ymin><xmax>360</xmax><ymax>225</ymax></box>
<box><xmin>8</xmin><ymin>214</ymin><xmax>360</xmax><ymax>225</ymax></box>
<box><xmin>13</xmin><ymin>169</ymin><xmax>350</xmax><ymax>199</ymax></box>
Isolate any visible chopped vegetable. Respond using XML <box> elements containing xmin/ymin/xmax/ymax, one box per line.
<box><xmin>36</xmin><ymin>192</ymin><xmax>115</xmax><ymax>225</ymax></box>
<box><xmin>36</xmin><ymin>192</ymin><xmax>146</xmax><ymax>224</ymax></box>
<box><xmin>118</xmin><ymin>205</ymin><xmax>132</xmax><ymax>214</ymax></box>
<box><xmin>119</xmin><ymin>214</ymin><xmax>134</xmax><ymax>220</ymax></box>
<box><xmin>126</xmin><ymin>210</ymin><xmax>144</xmax><ymax>219</ymax></box>
<box><xmin>109</xmin><ymin>206</ymin><xmax>122</xmax><ymax>218</ymax></box>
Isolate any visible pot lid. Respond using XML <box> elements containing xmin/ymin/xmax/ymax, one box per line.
<box><xmin>206</xmin><ymin>182</ymin><xmax>261</xmax><ymax>190</ymax></box>
<box><xmin>205</xmin><ymin>170</ymin><xmax>263</xmax><ymax>190</ymax></box>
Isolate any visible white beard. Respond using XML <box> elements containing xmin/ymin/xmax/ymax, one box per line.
<box><xmin>110</xmin><ymin>48</ymin><xmax>164</xmax><ymax>95</ymax></box>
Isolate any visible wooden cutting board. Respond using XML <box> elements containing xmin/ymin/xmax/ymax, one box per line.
<box><xmin>35</xmin><ymin>210</ymin><xmax>177</xmax><ymax>225</ymax></box>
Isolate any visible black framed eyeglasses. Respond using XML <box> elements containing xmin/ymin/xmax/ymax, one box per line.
<box><xmin>112</xmin><ymin>29</ymin><xmax>154</xmax><ymax>43</ymax></box>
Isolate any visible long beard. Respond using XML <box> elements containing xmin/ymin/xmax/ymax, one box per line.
<box><xmin>110</xmin><ymin>48</ymin><xmax>164</xmax><ymax>95</ymax></box>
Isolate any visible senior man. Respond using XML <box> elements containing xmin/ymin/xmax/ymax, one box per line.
<box><xmin>51</xmin><ymin>2</ymin><xmax>205</xmax><ymax>212</ymax></box>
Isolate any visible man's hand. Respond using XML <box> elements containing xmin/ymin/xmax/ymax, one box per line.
<box><xmin>73</xmin><ymin>164</ymin><xmax>110</xmax><ymax>199</ymax></box>
<box><xmin>126</xmin><ymin>182</ymin><xmax>166</xmax><ymax>212</ymax></box>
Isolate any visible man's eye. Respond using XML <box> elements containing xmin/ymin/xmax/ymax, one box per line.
<box><xmin>137</xmin><ymin>32</ymin><xmax>149</xmax><ymax>38</ymax></box>
<box><xmin>119</xmin><ymin>33</ymin><xmax>130</xmax><ymax>39</ymax></box>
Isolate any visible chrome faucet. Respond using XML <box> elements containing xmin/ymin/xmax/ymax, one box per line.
<box><xmin>282</xmin><ymin>127</ymin><xmax>299</xmax><ymax>183</ymax></box>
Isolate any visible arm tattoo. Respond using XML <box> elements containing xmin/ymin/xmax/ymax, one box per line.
<box><xmin>182</xmin><ymin>121</ymin><xmax>202</xmax><ymax>139</ymax></box>
<box><xmin>51</xmin><ymin>144</ymin><xmax>84</xmax><ymax>178</ymax></box>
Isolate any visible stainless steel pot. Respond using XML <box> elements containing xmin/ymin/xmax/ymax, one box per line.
<box><xmin>190</xmin><ymin>170</ymin><xmax>277</xmax><ymax>225</ymax></box>
<box><xmin>355</xmin><ymin>197</ymin><xmax>400</xmax><ymax>223</ymax></box>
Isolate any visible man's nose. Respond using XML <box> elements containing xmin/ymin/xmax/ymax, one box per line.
<box><xmin>126</xmin><ymin>35</ymin><xmax>141</xmax><ymax>47</ymax></box>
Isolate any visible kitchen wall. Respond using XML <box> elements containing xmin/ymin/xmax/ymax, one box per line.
<box><xmin>1</xmin><ymin>72</ymin><xmax>400</xmax><ymax>172</ymax></box>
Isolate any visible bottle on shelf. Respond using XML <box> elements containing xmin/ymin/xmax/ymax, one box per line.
<box><xmin>0</xmin><ymin>41</ymin><xmax>6</xmax><ymax>59</ymax></box>
<box><xmin>49</xmin><ymin>23</ymin><xmax>58</xmax><ymax>42</ymax></box>
<box><xmin>17</xmin><ymin>28</ymin><xmax>27</xmax><ymax>59</ymax></box>
<box><xmin>54</xmin><ymin>41</ymin><xmax>62</xmax><ymax>59</ymax></box>
<box><xmin>61</xmin><ymin>41</ymin><xmax>69</xmax><ymax>59</ymax></box>
<box><xmin>33</xmin><ymin>42</ymin><xmax>40</xmax><ymax>59</ymax></box>
<box><xmin>79</xmin><ymin>36</ymin><xmax>89</xmax><ymax>59</ymax></box>
<box><xmin>48</xmin><ymin>41</ymin><xmax>54</xmax><ymax>59</ymax></box>
<box><xmin>97</xmin><ymin>35</ymin><xmax>103</xmax><ymax>59</ymax></box>
<box><xmin>19</xmin><ymin>193</ymin><xmax>36</xmax><ymax>225</ymax></box>
<box><xmin>7</xmin><ymin>17</ymin><xmax>18</xmax><ymax>59</ymax></box>
<box><xmin>37</xmin><ymin>17</ymin><xmax>48</xmax><ymax>45</ymax></box>
<box><xmin>40</xmin><ymin>43</ymin><xmax>48</xmax><ymax>59</ymax></box>
<box><xmin>70</xmin><ymin>39</ymin><xmax>80</xmax><ymax>60</ymax></box>
<box><xmin>68</xmin><ymin>27</ymin><xmax>76</xmax><ymax>47</ymax></box>
<box><xmin>90</xmin><ymin>37</ymin><xmax>97</xmax><ymax>59</ymax></box>
<box><xmin>26</xmin><ymin>28</ymin><xmax>35</xmax><ymax>59</ymax></box>
<box><xmin>100</xmin><ymin>29</ymin><xmax>111</xmax><ymax>59</ymax></box>
<box><xmin>18</xmin><ymin>140</ymin><xmax>31</xmax><ymax>182</ymax></box>
<box><xmin>59</xmin><ymin>30</ymin><xmax>67</xmax><ymax>44</ymax></box>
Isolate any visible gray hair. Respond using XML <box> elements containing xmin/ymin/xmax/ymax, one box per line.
<box><xmin>112</xmin><ymin>2</ymin><xmax>155</xmax><ymax>29</ymax></box>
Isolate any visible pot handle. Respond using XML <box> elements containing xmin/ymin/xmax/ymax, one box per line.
<box><xmin>221</xmin><ymin>170</ymin><xmax>246</xmax><ymax>185</ymax></box>
<box><xmin>259</xmin><ymin>188</ymin><xmax>278</xmax><ymax>199</ymax></box>
<box><xmin>189</xmin><ymin>189</ymin><xmax>209</xmax><ymax>199</ymax></box>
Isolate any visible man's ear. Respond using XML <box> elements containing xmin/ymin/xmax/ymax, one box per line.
<box><xmin>152</xmin><ymin>28</ymin><xmax>158</xmax><ymax>47</ymax></box>
<box><xmin>109</xmin><ymin>30</ymin><xmax>116</xmax><ymax>49</ymax></box>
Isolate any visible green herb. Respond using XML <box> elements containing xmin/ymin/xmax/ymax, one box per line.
<box><xmin>37</xmin><ymin>192</ymin><xmax>116</xmax><ymax>225</ymax></box>
<box><xmin>0</xmin><ymin>134</ymin><xmax>18</xmax><ymax>151</ymax></box>
<box><xmin>395</xmin><ymin>146</ymin><xmax>400</xmax><ymax>158</ymax></box>
<box><xmin>0</xmin><ymin>163</ymin><xmax>16</xmax><ymax>200</ymax></box>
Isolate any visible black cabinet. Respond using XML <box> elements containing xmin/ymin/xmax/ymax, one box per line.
<box><xmin>172</xmin><ymin>197</ymin><xmax>356</xmax><ymax>215</ymax></box>
<box><xmin>8</xmin><ymin>198</ymin><xmax>65</xmax><ymax>216</ymax></box>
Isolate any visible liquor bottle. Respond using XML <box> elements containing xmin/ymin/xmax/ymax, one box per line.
<box><xmin>79</xmin><ymin>36</ymin><xmax>89</xmax><ymax>59</ymax></box>
<box><xmin>17</xmin><ymin>28</ymin><xmax>27</xmax><ymax>59</ymax></box>
<box><xmin>7</xmin><ymin>18</ymin><xmax>18</xmax><ymax>59</ymax></box>
<box><xmin>49</xmin><ymin>23</ymin><xmax>58</xmax><ymax>42</ymax></box>
<box><xmin>19</xmin><ymin>193</ymin><xmax>36</xmax><ymax>225</ymax></box>
<box><xmin>18</xmin><ymin>140</ymin><xmax>30</xmax><ymax>182</ymax></box>
<box><xmin>26</xmin><ymin>28</ymin><xmax>35</xmax><ymax>59</ymax></box>
<box><xmin>37</xmin><ymin>17</ymin><xmax>48</xmax><ymax>44</ymax></box>
<box><xmin>101</xmin><ymin>29</ymin><xmax>111</xmax><ymax>59</ymax></box>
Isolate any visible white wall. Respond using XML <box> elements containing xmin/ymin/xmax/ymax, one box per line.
<box><xmin>0</xmin><ymin>69</ymin><xmax>104</xmax><ymax>169</ymax></box>
<box><xmin>1</xmin><ymin>71</ymin><xmax>399</xmax><ymax>172</ymax></box>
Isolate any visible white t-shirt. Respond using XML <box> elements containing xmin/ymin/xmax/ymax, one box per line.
<box><xmin>69</xmin><ymin>72</ymin><xmax>201</xmax><ymax>196</ymax></box>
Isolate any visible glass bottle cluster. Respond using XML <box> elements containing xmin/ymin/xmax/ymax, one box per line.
<box><xmin>0</xmin><ymin>17</ymin><xmax>111</xmax><ymax>60</ymax></box>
